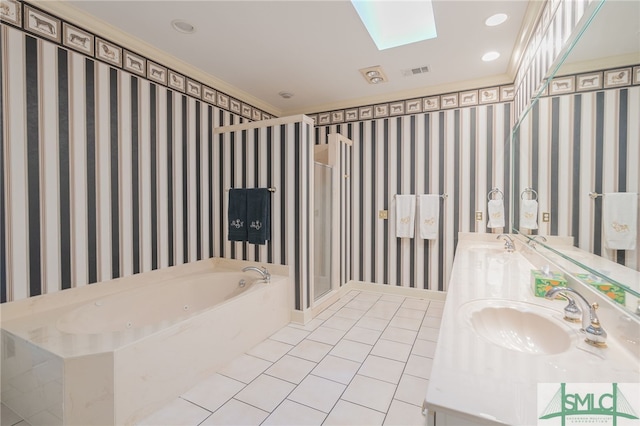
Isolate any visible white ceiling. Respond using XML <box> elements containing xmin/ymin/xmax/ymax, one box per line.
<box><xmin>63</xmin><ymin>0</ymin><xmax>534</xmax><ymax>115</ymax></box>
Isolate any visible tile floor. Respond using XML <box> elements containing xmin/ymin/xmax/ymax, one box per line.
<box><xmin>1</xmin><ymin>290</ymin><xmax>443</xmax><ymax>426</ymax></box>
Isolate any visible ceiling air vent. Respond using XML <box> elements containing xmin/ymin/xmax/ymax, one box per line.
<box><xmin>402</xmin><ymin>66</ymin><xmax>430</xmax><ymax>77</ymax></box>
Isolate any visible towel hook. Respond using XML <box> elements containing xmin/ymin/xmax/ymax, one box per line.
<box><xmin>588</xmin><ymin>191</ymin><xmax>602</xmax><ymax>199</ymax></box>
<box><xmin>487</xmin><ymin>188</ymin><xmax>504</xmax><ymax>202</ymax></box>
<box><xmin>520</xmin><ymin>187</ymin><xmax>538</xmax><ymax>201</ymax></box>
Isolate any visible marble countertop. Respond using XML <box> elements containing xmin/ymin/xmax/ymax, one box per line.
<box><xmin>424</xmin><ymin>233</ymin><xmax>640</xmax><ymax>425</ymax></box>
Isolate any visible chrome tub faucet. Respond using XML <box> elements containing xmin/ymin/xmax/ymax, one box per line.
<box><xmin>242</xmin><ymin>266</ymin><xmax>271</xmax><ymax>282</ymax></box>
<box><xmin>545</xmin><ymin>286</ymin><xmax>607</xmax><ymax>347</ymax></box>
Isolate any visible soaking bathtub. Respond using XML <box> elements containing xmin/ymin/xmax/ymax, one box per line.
<box><xmin>0</xmin><ymin>258</ymin><xmax>291</xmax><ymax>425</ymax></box>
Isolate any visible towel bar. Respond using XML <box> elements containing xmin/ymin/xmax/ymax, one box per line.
<box><xmin>226</xmin><ymin>187</ymin><xmax>276</xmax><ymax>192</ymax></box>
<box><xmin>520</xmin><ymin>187</ymin><xmax>537</xmax><ymax>201</ymax></box>
<box><xmin>487</xmin><ymin>188</ymin><xmax>504</xmax><ymax>201</ymax></box>
<box><xmin>589</xmin><ymin>191</ymin><xmax>639</xmax><ymax>199</ymax></box>
<box><xmin>394</xmin><ymin>193</ymin><xmax>448</xmax><ymax>199</ymax></box>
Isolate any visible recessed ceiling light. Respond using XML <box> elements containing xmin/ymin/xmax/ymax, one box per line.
<box><xmin>171</xmin><ymin>19</ymin><xmax>196</xmax><ymax>34</ymax></box>
<box><xmin>485</xmin><ymin>13</ymin><xmax>508</xmax><ymax>27</ymax></box>
<box><xmin>366</xmin><ymin>70</ymin><xmax>380</xmax><ymax>78</ymax></box>
<box><xmin>351</xmin><ymin>0</ymin><xmax>437</xmax><ymax>50</ymax></box>
<box><xmin>370</xmin><ymin>77</ymin><xmax>384</xmax><ymax>84</ymax></box>
<box><xmin>278</xmin><ymin>91</ymin><xmax>294</xmax><ymax>99</ymax></box>
<box><xmin>482</xmin><ymin>51</ymin><xmax>500</xmax><ymax>62</ymax></box>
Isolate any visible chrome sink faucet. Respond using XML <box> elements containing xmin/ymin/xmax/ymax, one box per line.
<box><xmin>545</xmin><ymin>286</ymin><xmax>607</xmax><ymax>347</ymax></box>
<box><xmin>242</xmin><ymin>266</ymin><xmax>271</xmax><ymax>282</ymax></box>
<box><xmin>497</xmin><ymin>234</ymin><xmax>515</xmax><ymax>252</ymax></box>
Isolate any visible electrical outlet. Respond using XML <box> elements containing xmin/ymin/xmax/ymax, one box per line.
<box><xmin>379</xmin><ymin>210</ymin><xmax>388</xmax><ymax>220</ymax></box>
<box><xmin>542</xmin><ymin>212</ymin><xmax>550</xmax><ymax>222</ymax></box>
<box><xmin>475</xmin><ymin>211</ymin><xmax>483</xmax><ymax>221</ymax></box>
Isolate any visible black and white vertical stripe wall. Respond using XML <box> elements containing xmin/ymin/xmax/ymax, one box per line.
<box><xmin>315</xmin><ymin>104</ymin><xmax>514</xmax><ymax>292</ymax></box>
<box><xmin>514</xmin><ymin>86</ymin><xmax>640</xmax><ymax>271</ymax></box>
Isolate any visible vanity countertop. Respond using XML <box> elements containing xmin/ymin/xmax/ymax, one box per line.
<box><xmin>424</xmin><ymin>233</ymin><xmax>639</xmax><ymax>425</ymax></box>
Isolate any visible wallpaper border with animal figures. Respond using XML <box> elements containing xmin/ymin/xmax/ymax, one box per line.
<box><xmin>0</xmin><ymin>0</ymin><xmax>274</xmax><ymax>121</ymax></box>
<box><xmin>543</xmin><ymin>65</ymin><xmax>640</xmax><ymax>97</ymax></box>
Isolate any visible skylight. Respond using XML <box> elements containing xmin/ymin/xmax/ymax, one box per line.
<box><xmin>351</xmin><ymin>0</ymin><xmax>438</xmax><ymax>50</ymax></box>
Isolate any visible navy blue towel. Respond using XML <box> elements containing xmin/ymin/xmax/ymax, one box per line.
<box><xmin>228</xmin><ymin>189</ymin><xmax>248</xmax><ymax>241</ymax></box>
<box><xmin>247</xmin><ymin>189</ymin><xmax>271</xmax><ymax>245</ymax></box>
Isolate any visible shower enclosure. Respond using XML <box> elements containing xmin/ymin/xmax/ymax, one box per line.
<box><xmin>314</xmin><ymin>162</ymin><xmax>333</xmax><ymax>300</ymax></box>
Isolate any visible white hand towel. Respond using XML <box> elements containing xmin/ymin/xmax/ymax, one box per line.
<box><xmin>603</xmin><ymin>192</ymin><xmax>637</xmax><ymax>250</ymax></box>
<box><xmin>395</xmin><ymin>195</ymin><xmax>416</xmax><ymax>238</ymax></box>
<box><xmin>418</xmin><ymin>194</ymin><xmax>440</xmax><ymax>239</ymax></box>
<box><xmin>520</xmin><ymin>199</ymin><xmax>538</xmax><ymax>229</ymax></box>
<box><xmin>487</xmin><ymin>199</ymin><xmax>505</xmax><ymax>228</ymax></box>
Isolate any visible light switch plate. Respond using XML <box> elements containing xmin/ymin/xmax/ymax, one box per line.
<box><xmin>379</xmin><ymin>210</ymin><xmax>388</xmax><ymax>220</ymax></box>
<box><xmin>542</xmin><ymin>212</ymin><xmax>550</xmax><ymax>222</ymax></box>
<box><xmin>475</xmin><ymin>211</ymin><xmax>483</xmax><ymax>221</ymax></box>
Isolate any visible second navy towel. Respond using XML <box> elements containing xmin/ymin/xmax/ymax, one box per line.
<box><xmin>228</xmin><ymin>189</ymin><xmax>248</xmax><ymax>241</ymax></box>
<box><xmin>247</xmin><ymin>188</ymin><xmax>271</xmax><ymax>245</ymax></box>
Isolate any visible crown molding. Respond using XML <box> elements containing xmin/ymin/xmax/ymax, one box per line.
<box><xmin>31</xmin><ymin>0</ymin><xmax>284</xmax><ymax>117</ymax></box>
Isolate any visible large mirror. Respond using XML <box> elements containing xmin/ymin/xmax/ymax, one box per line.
<box><xmin>511</xmin><ymin>0</ymin><xmax>640</xmax><ymax>315</ymax></box>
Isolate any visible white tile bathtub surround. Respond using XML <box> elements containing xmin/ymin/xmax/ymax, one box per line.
<box><xmin>424</xmin><ymin>233</ymin><xmax>640</xmax><ymax>425</ymax></box>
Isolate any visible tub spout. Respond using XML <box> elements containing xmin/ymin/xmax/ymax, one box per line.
<box><xmin>242</xmin><ymin>266</ymin><xmax>271</xmax><ymax>282</ymax></box>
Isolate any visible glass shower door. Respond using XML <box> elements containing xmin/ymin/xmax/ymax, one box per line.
<box><xmin>314</xmin><ymin>162</ymin><xmax>333</xmax><ymax>300</ymax></box>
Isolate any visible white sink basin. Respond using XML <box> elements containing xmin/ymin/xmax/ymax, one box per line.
<box><xmin>460</xmin><ymin>300</ymin><xmax>573</xmax><ymax>355</ymax></box>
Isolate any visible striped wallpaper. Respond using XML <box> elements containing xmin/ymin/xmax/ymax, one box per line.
<box><xmin>213</xmin><ymin>118</ymin><xmax>314</xmax><ymax>311</ymax></box>
<box><xmin>514</xmin><ymin>85</ymin><xmax>640</xmax><ymax>271</ymax></box>
<box><xmin>315</xmin><ymin>103</ymin><xmax>513</xmax><ymax>291</ymax></box>
<box><xmin>0</xmin><ymin>25</ymin><xmax>254</xmax><ymax>303</ymax></box>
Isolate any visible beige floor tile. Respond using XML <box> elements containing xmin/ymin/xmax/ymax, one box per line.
<box><xmin>288</xmin><ymin>318</ymin><xmax>325</xmax><ymax>332</ymax></box>
<box><xmin>416</xmin><ymin>326</ymin><xmax>440</xmax><ymax>342</ymax></box>
<box><xmin>288</xmin><ymin>375</ymin><xmax>346</xmax><ymax>413</ymax></box>
<box><xmin>199</xmin><ymin>399</ymin><xmax>268</xmax><ymax>426</ymax></box>
<box><xmin>136</xmin><ymin>397</ymin><xmax>210</xmax><ymax>426</ymax></box>
<box><xmin>324</xmin><ymin>400</ymin><xmax>386</xmax><ymax>426</ymax></box>
<box><xmin>322</xmin><ymin>316</ymin><xmax>358</xmax><ymax>331</ymax></box>
<box><xmin>181</xmin><ymin>373</ymin><xmax>245</xmax><ymax>412</ymax></box>
<box><xmin>404</xmin><ymin>354</ymin><xmax>433</xmax><ymax>379</ymax></box>
<box><xmin>380</xmin><ymin>294</ymin><xmax>405</xmax><ymax>303</ymax></box>
<box><xmin>401</xmin><ymin>299</ymin><xmax>431</xmax><ymax>311</ymax></box>
<box><xmin>312</xmin><ymin>355</ymin><xmax>361</xmax><ymax>384</ymax></box>
<box><xmin>265</xmin><ymin>355</ymin><xmax>317</xmax><ymax>384</ymax></box>
<box><xmin>411</xmin><ymin>339</ymin><xmax>437</xmax><ymax>358</ymax></box>
<box><xmin>329</xmin><ymin>339</ymin><xmax>372</xmax><ymax>363</ymax></box>
<box><xmin>261</xmin><ymin>399</ymin><xmax>326</xmax><ymax>426</ymax></box>
<box><xmin>288</xmin><ymin>339</ymin><xmax>333</xmax><ymax>362</ymax></box>
<box><xmin>269</xmin><ymin>326</ymin><xmax>310</xmax><ymax>345</ymax></box>
<box><xmin>234</xmin><ymin>374</ymin><xmax>295</xmax><ymax>412</ymax></box>
<box><xmin>315</xmin><ymin>308</ymin><xmax>336</xmax><ymax>320</ymax></box>
<box><xmin>358</xmin><ymin>355</ymin><xmax>405</xmax><ymax>384</ymax></box>
<box><xmin>394</xmin><ymin>375</ymin><xmax>430</xmax><ymax>407</ymax></box>
<box><xmin>354</xmin><ymin>292</ymin><xmax>382</xmax><ymax>302</ymax></box>
<box><xmin>333</xmin><ymin>307</ymin><xmax>367</xmax><ymax>320</ymax></box>
<box><xmin>380</xmin><ymin>326</ymin><xmax>418</xmax><ymax>345</ymax></box>
<box><xmin>1</xmin><ymin>403</ymin><xmax>22</xmax><ymax>426</ymax></box>
<box><xmin>371</xmin><ymin>339</ymin><xmax>412</xmax><ymax>362</ymax></box>
<box><xmin>345</xmin><ymin>299</ymin><xmax>377</xmax><ymax>311</ymax></box>
<box><xmin>383</xmin><ymin>399</ymin><xmax>428</xmax><ymax>426</ymax></box>
<box><xmin>306</xmin><ymin>326</ymin><xmax>347</xmax><ymax>345</ymax></box>
<box><xmin>218</xmin><ymin>354</ymin><xmax>272</xmax><ymax>384</ymax></box>
<box><xmin>395</xmin><ymin>307</ymin><xmax>427</xmax><ymax>320</ymax></box>
<box><xmin>389</xmin><ymin>316</ymin><xmax>422</xmax><ymax>331</ymax></box>
<box><xmin>422</xmin><ymin>316</ymin><xmax>442</xmax><ymax>328</ymax></box>
<box><xmin>341</xmin><ymin>375</ymin><xmax>396</xmax><ymax>413</ymax></box>
<box><xmin>356</xmin><ymin>316</ymin><xmax>390</xmax><ymax>331</ymax></box>
<box><xmin>246</xmin><ymin>338</ymin><xmax>294</xmax><ymax>362</ymax></box>
<box><xmin>343</xmin><ymin>326</ymin><xmax>383</xmax><ymax>345</ymax></box>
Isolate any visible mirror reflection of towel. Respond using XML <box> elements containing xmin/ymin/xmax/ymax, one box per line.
<box><xmin>247</xmin><ymin>189</ymin><xmax>271</xmax><ymax>245</ymax></box>
<box><xmin>228</xmin><ymin>189</ymin><xmax>248</xmax><ymax>241</ymax></box>
<box><xmin>487</xmin><ymin>199</ymin><xmax>505</xmax><ymax>228</ymax></box>
<box><xmin>520</xmin><ymin>199</ymin><xmax>538</xmax><ymax>229</ymax></box>
<box><xmin>603</xmin><ymin>192</ymin><xmax>637</xmax><ymax>250</ymax></box>
<box><xmin>395</xmin><ymin>195</ymin><xmax>416</xmax><ymax>238</ymax></box>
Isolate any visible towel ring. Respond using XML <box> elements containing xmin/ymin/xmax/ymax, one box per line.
<box><xmin>487</xmin><ymin>188</ymin><xmax>504</xmax><ymax>201</ymax></box>
<box><xmin>520</xmin><ymin>187</ymin><xmax>538</xmax><ymax>201</ymax></box>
